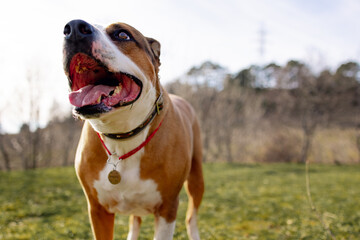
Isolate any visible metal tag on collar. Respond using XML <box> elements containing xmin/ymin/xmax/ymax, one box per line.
<box><xmin>107</xmin><ymin>154</ymin><xmax>121</xmax><ymax>185</ymax></box>
<box><xmin>108</xmin><ymin>169</ymin><xmax>121</xmax><ymax>185</ymax></box>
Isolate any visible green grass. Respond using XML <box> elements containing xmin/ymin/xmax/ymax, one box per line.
<box><xmin>0</xmin><ymin>163</ymin><xmax>359</xmax><ymax>239</ymax></box>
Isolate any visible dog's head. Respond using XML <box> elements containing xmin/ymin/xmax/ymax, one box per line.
<box><xmin>63</xmin><ymin>20</ymin><xmax>161</xmax><ymax>121</ymax></box>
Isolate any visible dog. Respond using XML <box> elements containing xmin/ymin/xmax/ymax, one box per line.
<box><xmin>62</xmin><ymin>19</ymin><xmax>204</xmax><ymax>240</ymax></box>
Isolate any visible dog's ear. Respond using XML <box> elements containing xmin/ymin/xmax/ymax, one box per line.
<box><xmin>147</xmin><ymin>38</ymin><xmax>161</xmax><ymax>66</ymax></box>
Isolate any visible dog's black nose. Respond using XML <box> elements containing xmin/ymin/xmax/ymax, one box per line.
<box><xmin>64</xmin><ymin>19</ymin><xmax>94</xmax><ymax>41</ymax></box>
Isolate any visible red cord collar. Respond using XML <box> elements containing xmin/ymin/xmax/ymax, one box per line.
<box><xmin>96</xmin><ymin>119</ymin><xmax>163</xmax><ymax>160</ymax></box>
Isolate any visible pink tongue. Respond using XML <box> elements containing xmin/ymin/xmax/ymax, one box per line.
<box><xmin>69</xmin><ymin>85</ymin><xmax>116</xmax><ymax>107</ymax></box>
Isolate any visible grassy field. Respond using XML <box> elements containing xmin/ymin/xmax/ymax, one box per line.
<box><xmin>0</xmin><ymin>163</ymin><xmax>359</xmax><ymax>239</ymax></box>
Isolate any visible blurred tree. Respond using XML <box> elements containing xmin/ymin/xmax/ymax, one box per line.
<box><xmin>26</xmin><ymin>69</ymin><xmax>42</xmax><ymax>169</ymax></box>
<box><xmin>333</xmin><ymin>61</ymin><xmax>360</xmax><ymax>109</ymax></box>
<box><xmin>283</xmin><ymin>61</ymin><xmax>329</xmax><ymax>163</ymax></box>
<box><xmin>263</xmin><ymin>63</ymin><xmax>281</xmax><ymax>87</ymax></box>
<box><xmin>334</xmin><ymin>61</ymin><xmax>360</xmax><ymax>84</ymax></box>
<box><xmin>183</xmin><ymin>62</ymin><xmax>228</xmax><ymax>161</ymax></box>
<box><xmin>19</xmin><ymin>123</ymin><xmax>31</xmax><ymax>169</ymax></box>
<box><xmin>230</xmin><ymin>67</ymin><xmax>256</xmax><ymax>88</ymax></box>
<box><xmin>0</xmin><ymin>125</ymin><xmax>11</xmax><ymax>171</ymax></box>
<box><xmin>334</xmin><ymin>62</ymin><xmax>360</xmax><ymax>162</ymax></box>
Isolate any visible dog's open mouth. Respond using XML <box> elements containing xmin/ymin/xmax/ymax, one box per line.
<box><xmin>68</xmin><ymin>53</ymin><xmax>142</xmax><ymax>114</ymax></box>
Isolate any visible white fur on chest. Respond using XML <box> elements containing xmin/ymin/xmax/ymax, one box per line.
<box><xmin>93</xmin><ymin>149</ymin><xmax>162</xmax><ymax>215</ymax></box>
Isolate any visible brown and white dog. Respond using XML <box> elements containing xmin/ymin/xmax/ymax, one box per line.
<box><xmin>62</xmin><ymin>19</ymin><xmax>204</xmax><ymax>240</ymax></box>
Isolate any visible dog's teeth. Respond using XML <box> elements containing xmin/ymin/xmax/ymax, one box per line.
<box><xmin>114</xmin><ymin>85</ymin><xmax>122</xmax><ymax>94</ymax></box>
<box><xmin>97</xmin><ymin>96</ymin><xmax>102</xmax><ymax>103</ymax></box>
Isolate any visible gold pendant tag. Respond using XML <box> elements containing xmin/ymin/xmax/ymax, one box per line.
<box><xmin>108</xmin><ymin>170</ymin><xmax>121</xmax><ymax>185</ymax></box>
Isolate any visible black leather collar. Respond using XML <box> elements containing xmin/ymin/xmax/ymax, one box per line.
<box><xmin>103</xmin><ymin>92</ymin><xmax>164</xmax><ymax>140</ymax></box>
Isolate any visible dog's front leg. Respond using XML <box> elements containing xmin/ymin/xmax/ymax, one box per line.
<box><xmin>154</xmin><ymin>216</ymin><xmax>176</xmax><ymax>240</ymax></box>
<box><xmin>89</xmin><ymin>200</ymin><xmax>115</xmax><ymax>240</ymax></box>
<box><xmin>127</xmin><ymin>215</ymin><xmax>142</xmax><ymax>240</ymax></box>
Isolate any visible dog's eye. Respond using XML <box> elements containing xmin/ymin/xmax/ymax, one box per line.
<box><xmin>116</xmin><ymin>31</ymin><xmax>131</xmax><ymax>41</ymax></box>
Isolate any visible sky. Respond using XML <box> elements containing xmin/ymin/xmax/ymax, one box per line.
<box><xmin>0</xmin><ymin>0</ymin><xmax>360</xmax><ymax>132</ymax></box>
